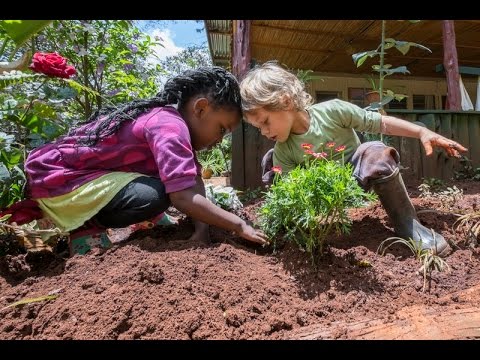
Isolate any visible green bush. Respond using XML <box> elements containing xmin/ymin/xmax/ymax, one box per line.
<box><xmin>259</xmin><ymin>143</ymin><xmax>376</xmax><ymax>260</ymax></box>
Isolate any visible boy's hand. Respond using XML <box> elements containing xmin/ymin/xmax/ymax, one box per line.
<box><xmin>420</xmin><ymin>131</ymin><xmax>468</xmax><ymax>158</ymax></box>
<box><xmin>236</xmin><ymin>222</ymin><xmax>269</xmax><ymax>245</ymax></box>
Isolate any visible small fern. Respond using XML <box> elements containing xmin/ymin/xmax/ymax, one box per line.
<box><xmin>0</xmin><ymin>70</ymin><xmax>43</xmax><ymax>89</ymax></box>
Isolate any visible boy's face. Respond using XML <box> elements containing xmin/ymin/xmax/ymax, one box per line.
<box><xmin>244</xmin><ymin>107</ymin><xmax>296</xmax><ymax>143</ymax></box>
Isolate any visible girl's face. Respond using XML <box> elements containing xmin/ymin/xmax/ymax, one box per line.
<box><xmin>188</xmin><ymin>98</ymin><xmax>241</xmax><ymax>151</ymax></box>
<box><xmin>244</xmin><ymin>107</ymin><xmax>297</xmax><ymax>143</ymax></box>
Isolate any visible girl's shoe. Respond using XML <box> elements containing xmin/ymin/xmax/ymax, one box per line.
<box><xmin>69</xmin><ymin>228</ymin><xmax>112</xmax><ymax>256</ymax></box>
<box><xmin>130</xmin><ymin>212</ymin><xmax>177</xmax><ymax>232</ymax></box>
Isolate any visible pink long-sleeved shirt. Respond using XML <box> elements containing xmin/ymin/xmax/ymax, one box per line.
<box><xmin>25</xmin><ymin>106</ymin><xmax>200</xmax><ymax>199</ymax></box>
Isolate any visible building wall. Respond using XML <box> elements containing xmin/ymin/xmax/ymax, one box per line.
<box><xmin>306</xmin><ymin>73</ymin><xmax>478</xmax><ymax>110</ymax></box>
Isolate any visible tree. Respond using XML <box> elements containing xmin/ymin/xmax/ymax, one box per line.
<box><xmin>38</xmin><ymin>20</ymin><xmax>164</xmax><ymax>120</ymax></box>
<box><xmin>159</xmin><ymin>44</ymin><xmax>212</xmax><ymax>81</ymax></box>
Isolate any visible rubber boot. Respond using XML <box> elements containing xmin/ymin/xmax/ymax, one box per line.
<box><xmin>372</xmin><ymin>169</ymin><xmax>451</xmax><ymax>257</ymax></box>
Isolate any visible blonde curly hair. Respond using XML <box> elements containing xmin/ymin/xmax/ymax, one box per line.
<box><xmin>240</xmin><ymin>61</ymin><xmax>313</xmax><ymax>114</ymax></box>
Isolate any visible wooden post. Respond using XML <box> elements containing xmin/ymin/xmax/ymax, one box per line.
<box><xmin>231</xmin><ymin>20</ymin><xmax>251</xmax><ymax>190</ymax></box>
<box><xmin>442</xmin><ymin>20</ymin><xmax>461</xmax><ymax>110</ymax></box>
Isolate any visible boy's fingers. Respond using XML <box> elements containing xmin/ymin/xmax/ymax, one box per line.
<box><xmin>423</xmin><ymin>141</ymin><xmax>433</xmax><ymax>156</ymax></box>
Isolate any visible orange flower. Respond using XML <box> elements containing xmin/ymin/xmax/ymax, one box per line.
<box><xmin>335</xmin><ymin>145</ymin><xmax>346</xmax><ymax>152</ymax></box>
<box><xmin>326</xmin><ymin>142</ymin><xmax>336</xmax><ymax>148</ymax></box>
<box><xmin>301</xmin><ymin>143</ymin><xmax>313</xmax><ymax>150</ymax></box>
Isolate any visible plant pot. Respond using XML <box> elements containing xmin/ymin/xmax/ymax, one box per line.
<box><xmin>365</xmin><ymin>91</ymin><xmax>380</xmax><ymax>104</ymax></box>
<box><xmin>202</xmin><ymin>168</ymin><xmax>214</xmax><ymax>179</ymax></box>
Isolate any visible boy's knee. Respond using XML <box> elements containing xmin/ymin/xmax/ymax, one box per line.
<box><xmin>261</xmin><ymin>149</ymin><xmax>275</xmax><ymax>185</ymax></box>
<box><xmin>351</xmin><ymin>141</ymin><xmax>400</xmax><ymax>188</ymax></box>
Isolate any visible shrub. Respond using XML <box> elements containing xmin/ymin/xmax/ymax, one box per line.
<box><xmin>259</xmin><ymin>143</ymin><xmax>376</xmax><ymax>260</ymax></box>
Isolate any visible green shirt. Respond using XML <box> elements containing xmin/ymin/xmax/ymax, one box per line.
<box><xmin>273</xmin><ymin>99</ymin><xmax>382</xmax><ymax>173</ymax></box>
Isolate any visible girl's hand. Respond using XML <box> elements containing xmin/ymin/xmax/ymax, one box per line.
<box><xmin>420</xmin><ymin>130</ymin><xmax>468</xmax><ymax>158</ymax></box>
<box><xmin>236</xmin><ymin>222</ymin><xmax>269</xmax><ymax>245</ymax></box>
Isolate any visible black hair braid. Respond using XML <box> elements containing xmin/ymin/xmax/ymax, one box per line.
<box><xmin>74</xmin><ymin>66</ymin><xmax>241</xmax><ymax>146</ymax></box>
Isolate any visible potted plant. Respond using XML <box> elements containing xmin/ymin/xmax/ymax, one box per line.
<box><xmin>364</xmin><ymin>75</ymin><xmax>408</xmax><ymax>109</ymax></box>
<box><xmin>352</xmin><ymin>20</ymin><xmax>432</xmax><ymax>111</ymax></box>
<box><xmin>198</xmin><ymin>150</ymin><xmax>224</xmax><ymax>179</ymax></box>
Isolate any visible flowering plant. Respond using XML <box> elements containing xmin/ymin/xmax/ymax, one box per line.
<box><xmin>29</xmin><ymin>52</ymin><xmax>76</xmax><ymax>79</ymax></box>
<box><xmin>259</xmin><ymin>143</ymin><xmax>376</xmax><ymax>261</ymax></box>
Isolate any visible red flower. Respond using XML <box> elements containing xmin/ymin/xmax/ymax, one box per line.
<box><xmin>304</xmin><ymin>149</ymin><xmax>314</xmax><ymax>155</ymax></box>
<box><xmin>326</xmin><ymin>142</ymin><xmax>336</xmax><ymax>148</ymax></box>
<box><xmin>272</xmin><ymin>166</ymin><xmax>282</xmax><ymax>174</ymax></box>
<box><xmin>29</xmin><ymin>52</ymin><xmax>76</xmax><ymax>79</ymax></box>
<box><xmin>301</xmin><ymin>143</ymin><xmax>313</xmax><ymax>150</ymax></box>
<box><xmin>335</xmin><ymin>145</ymin><xmax>346</xmax><ymax>152</ymax></box>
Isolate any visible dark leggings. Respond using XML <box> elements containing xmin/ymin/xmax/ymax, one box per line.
<box><xmin>93</xmin><ymin>176</ymin><xmax>171</xmax><ymax>228</ymax></box>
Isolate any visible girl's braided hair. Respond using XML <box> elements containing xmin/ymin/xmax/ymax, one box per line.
<box><xmin>75</xmin><ymin>66</ymin><xmax>241</xmax><ymax>146</ymax></box>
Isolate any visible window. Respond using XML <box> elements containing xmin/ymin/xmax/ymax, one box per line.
<box><xmin>316</xmin><ymin>91</ymin><xmax>340</xmax><ymax>103</ymax></box>
<box><xmin>348</xmin><ymin>87</ymin><xmax>369</xmax><ymax>107</ymax></box>
<box><xmin>413</xmin><ymin>95</ymin><xmax>436</xmax><ymax>110</ymax></box>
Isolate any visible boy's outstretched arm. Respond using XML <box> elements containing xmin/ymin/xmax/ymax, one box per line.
<box><xmin>168</xmin><ymin>179</ymin><xmax>268</xmax><ymax>245</ymax></box>
<box><xmin>380</xmin><ymin>115</ymin><xmax>468</xmax><ymax>158</ymax></box>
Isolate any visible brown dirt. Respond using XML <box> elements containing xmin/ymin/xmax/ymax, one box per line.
<box><xmin>1</xmin><ymin>179</ymin><xmax>480</xmax><ymax>340</ymax></box>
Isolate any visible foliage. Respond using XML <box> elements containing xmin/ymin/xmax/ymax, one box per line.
<box><xmin>418</xmin><ymin>177</ymin><xmax>445</xmax><ymax>196</ymax></box>
<box><xmin>159</xmin><ymin>44</ymin><xmax>212</xmax><ymax>82</ymax></box>
<box><xmin>38</xmin><ymin>20</ymin><xmax>163</xmax><ymax>120</ymax></box>
<box><xmin>205</xmin><ymin>184</ymin><xmax>243</xmax><ymax>211</ymax></box>
<box><xmin>352</xmin><ymin>20</ymin><xmax>432</xmax><ymax>111</ymax></box>
<box><xmin>197</xmin><ymin>135</ymin><xmax>231</xmax><ymax>176</ymax></box>
<box><xmin>237</xmin><ymin>187</ymin><xmax>263</xmax><ymax>204</ymax></box>
<box><xmin>377</xmin><ymin>235</ymin><xmax>450</xmax><ymax>292</ymax></box>
<box><xmin>259</xmin><ymin>143</ymin><xmax>376</xmax><ymax>261</ymax></box>
<box><xmin>453</xmin><ymin>211</ymin><xmax>480</xmax><ymax>249</ymax></box>
<box><xmin>0</xmin><ymin>20</ymin><xmax>52</xmax><ymax>53</ymax></box>
<box><xmin>454</xmin><ymin>156</ymin><xmax>480</xmax><ymax>181</ymax></box>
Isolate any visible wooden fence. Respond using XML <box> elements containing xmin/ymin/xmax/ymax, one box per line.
<box><xmin>231</xmin><ymin>110</ymin><xmax>480</xmax><ymax>190</ymax></box>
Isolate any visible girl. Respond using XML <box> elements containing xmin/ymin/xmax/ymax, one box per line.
<box><xmin>25</xmin><ymin>66</ymin><xmax>268</xmax><ymax>255</ymax></box>
<box><xmin>240</xmin><ymin>61</ymin><xmax>468</xmax><ymax>257</ymax></box>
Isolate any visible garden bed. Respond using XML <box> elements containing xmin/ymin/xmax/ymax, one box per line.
<box><xmin>1</xmin><ymin>179</ymin><xmax>480</xmax><ymax>340</ymax></box>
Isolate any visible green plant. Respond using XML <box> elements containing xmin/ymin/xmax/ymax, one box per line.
<box><xmin>352</xmin><ymin>20</ymin><xmax>431</xmax><ymax>111</ymax></box>
<box><xmin>259</xmin><ymin>143</ymin><xmax>376</xmax><ymax>262</ymax></box>
<box><xmin>418</xmin><ymin>177</ymin><xmax>445</xmax><ymax>196</ymax></box>
<box><xmin>454</xmin><ymin>156</ymin><xmax>480</xmax><ymax>180</ymax></box>
<box><xmin>364</xmin><ymin>75</ymin><xmax>407</xmax><ymax>104</ymax></box>
<box><xmin>377</xmin><ymin>235</ymin><xmax>450</xmax><ymax>292</ymax></box>
<box><xmin>198</xmin><ymin>148</ymin><xmax>225</xmax><ymax>176</ymax></box>
<box><xmin>453</xmin><ymin>211</ymin><xmax>480</xmax><ymax>248</ymax></box>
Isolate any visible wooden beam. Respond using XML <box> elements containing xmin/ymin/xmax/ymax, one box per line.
<box><xmin>442</xmin><ymin>20</ymin><xmax>461</xmax><ymax>110</ymax></box>
<box><xmin>252</xmin><ymin>22</ymin><xmax>352</xmax><ymax>38</ymax></box>
<box><xmin>436</xmin><ymin>64</ymin><xmax>480</xmax><ymax>76</ymax></box>
<box><xmin>252</xmin><ymin>41</ymin><xmax>333</xmax><ymax>55</ymax></box>
<box><xmin>231</xmin><ymin>20</ymin><xmax>251</xmax><ymax>190</ymax></box>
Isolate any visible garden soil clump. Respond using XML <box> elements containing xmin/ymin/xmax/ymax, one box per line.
<box><xmin>1</xmin><ymin>179</ymin><xmax>480</xmax><ymax>339</ymax></box>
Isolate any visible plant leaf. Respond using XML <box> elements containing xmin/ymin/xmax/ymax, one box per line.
<box><xmin>1</xmin><ymin>294</ymin><xmax>58</xmax><ymax>310</ymax></box>
<box><xmin>352</xmin><ymin>51</ymin><xmax>380</xmax><ymax>68</ymax></box>
<box><xmin>0</xmin><ymin>20</ymin><xmax>53</xmax><ymax>48</ymax></box>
